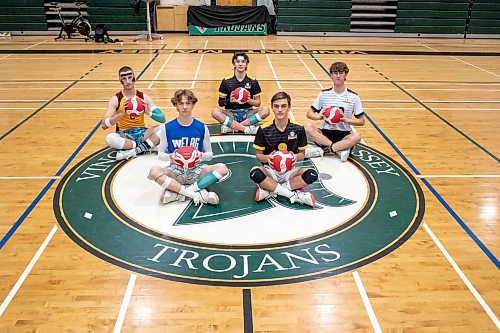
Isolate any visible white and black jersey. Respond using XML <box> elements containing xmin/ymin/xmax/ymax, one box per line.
<box><xmin>311</xmin><ymin>88</ymin><xmax>364</xmax><ymax>132</ymax></box>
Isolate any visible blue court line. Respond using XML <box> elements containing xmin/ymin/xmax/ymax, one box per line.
<box><xmin>0</xmin><ymin>123</ymin><xmax>100</xmax><ymax>250</ymax></box>
<box><xmin>0</xmin><ymin>53</ymin><xmax>162</xmax><ymax>250</ymax></box>
<box><xmin>391</xmin><ymin>81</ymin><xmax>498</xmax><ymax>163</ymax></box>
<box><xmin>301</xmin><ymin>45</ymin><xmax>499</xmax><ymax>269</ymax></box>
<box><xmin>366</xmin><ymin>113</ymin><xmax>499</xmax><ymax>269</ymax></box>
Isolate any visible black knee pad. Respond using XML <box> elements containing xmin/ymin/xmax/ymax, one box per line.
<box><xmin>302</xmin><ymin>169</ymin><xmax>318</xmax><ymax>184</ymax></box>
<box><xmin>249</xmin><ymin>167</ymin><xmax>266</xmax><ymax>184</ymax></box>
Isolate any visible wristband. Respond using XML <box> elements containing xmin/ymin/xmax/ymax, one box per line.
<box><xmin>104</xmin><ymin>118</ymin><xmax>112</xmax><ymax>128</ymax></box>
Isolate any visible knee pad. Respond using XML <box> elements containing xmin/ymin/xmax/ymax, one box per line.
<box><xmin>302</xmin><ymin>169</ymin><xmax>318</xmax><ymax>184</ymax></box>
<box><xmin>105</xmin><ymin>132</ymin><xmax>126</xmax><ymax>149</ymax></box>
<box><xmin>249</xmin><ymin>167</ymin><xmax>266</xmax><ymax>184</ymax></box>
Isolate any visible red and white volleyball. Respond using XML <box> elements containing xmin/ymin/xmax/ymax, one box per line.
<box><xmin>232</xmin><ymin>87</ymin><xmax>250</xmax><ymax>104</ymax></box>
<box><xmin>323</xmin><ymin>106</ymin><xmax>343</xmax><ymax>125</ymax></box>
<box><xmin>269</xmin><ymin>150</ymin><xmax>295</xmax><ymax>173</ymax></box>
<box><xmin>125</xmin><ymin>97</ymin><xmax>145</xmax><ymax>118</ymax></box>
<box><xmin>171</xmin><ymin>146</ymin><xmax>201</xmax><ymax>169</ymax></box>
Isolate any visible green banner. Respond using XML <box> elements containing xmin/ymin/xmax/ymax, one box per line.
<box><xmin>189</xmin><ymin>24</ymin><xmax>267</xmax><ymax>36</ymax></box>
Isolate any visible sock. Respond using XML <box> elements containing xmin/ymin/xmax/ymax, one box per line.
<box><xmin>178</xmin><ymin>186</ymin><xmax>198</xmax><ymax>199</ymax></box>
<box><xmin>134</xmin><ymin>138</ymin><xmax>153</xmax><ymax>155</ymax></box>
<box><xmin>241</xmin><ymin>113</ymin><xmax>262</xmax><ymax>126</ymax></box>
<box><xmin>224</xmin><ymin>116</ymin><xmax>246</xmax><ymax>132</ymax></box>
<box><xmin>223</xmin><ymin>117</ymin><xmax>234</xmax><ymax>127</ymax></box>
<box><xmin>273</xmin><ymin>183</ymin><xmax>294</xmax><ymax>198</ymax></box>
<box><xmin>187</xmin><ymin>171</ymin><xmax>222</xmax><ymax>192</ymax></box>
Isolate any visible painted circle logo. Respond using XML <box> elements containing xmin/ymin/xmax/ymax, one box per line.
<box><xmin>54</xmin><ymin>137</ymin><xmax>424</xmax><ymax>286</ymax></box>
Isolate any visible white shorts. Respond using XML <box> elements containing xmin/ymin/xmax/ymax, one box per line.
<box><xmin>263</xmin><ymin>165</ymin><xmax>298</xmax><ymax>184</ymax></box>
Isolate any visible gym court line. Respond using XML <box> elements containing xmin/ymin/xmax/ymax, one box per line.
<box><xmin>0</xmin><ymin>52</ymin><xmax>161</xmax><ymax>249</ymax></box>
<box><xmin>299</xmin><ymin>46</ymin><xmax>499</xmax><ymax>328</ymax></box>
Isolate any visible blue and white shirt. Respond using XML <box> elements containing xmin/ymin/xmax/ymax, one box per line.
<box><xmin>157</xmin><ymin>118</ymin><xmax>213</xmax><ymax>162</ymax></box>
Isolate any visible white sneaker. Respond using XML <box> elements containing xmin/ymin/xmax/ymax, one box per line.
<box><xmin>244</xmin><ymin>125</ymin><xmax>259</xmax><ymax>135</ymax></box>
<box><xmin>305</xmin><ymin>146</ymin><xmax>324</xmax><ymax>158</ymax></box>
<box><xmin>193</xmin><ymin>189</ymin><xmax>219</xmax><ymax>205</ymax></box>
<box><xmin>255</xmin><ymin>187</ymin><xmax>272</xmax><ymax>201</ymax></box>
<box><xmin>162</xmin><ymin>190</ymin><xmax>185</xmax><ymax>204</ymax></box>
<box><xmin>290</xmin><ymin>191</ymin><xmax>316</xmax><ymax>207</ymax></box>
<box><xmin>337</xmin><ymin>148</ymin><xmax>350</xmax><ymax>162</ymax></box>
<box><xmin>221</xmin><ymin>125</ymin><xmax>234</xmax><ymax>134</ymax></box>
<box><xmin>115</xmin><ymin>149</ymin><xmax>136</xmax><ymax>161</ymax></box>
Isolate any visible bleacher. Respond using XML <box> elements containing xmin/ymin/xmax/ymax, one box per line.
<box><xmin>0</xmin><ymin>0</ymin><xmax>47</xmax><ymax>32</ymax></box>
<box><xmin>395</xmin><ymin>0</ymin><xmax>469</xmax><ymax>34</ymax></box>
<box><xmin>276</xmin><ymin>0</ymin><xmax>352</xmax><ymax>33</ymax></box>
<box><xmin>276</xmin><ymin>0</ymin><xmax>500</xmax><ymax>36</ymax></box>
<box><xmin>0</xmin><ymin>0</ymin><xmax>499</xmax><ymax>36</ymax></box>
<box><xmin>86</xmin><ymin>0</ymin><xmax>146</xmax><ymax>32</ymax></box>
<box><xmin>0</xmin><ymin>0</ymin><xmax>145</xmax><ymax>33</ymax></box>
<box><xmin>468</xmin><ymin>0</ymin><xmax>500</xmax><ymax>34</ymax></box>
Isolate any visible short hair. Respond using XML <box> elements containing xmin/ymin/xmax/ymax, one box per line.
<box><xmin>329</xmin><ymin>62</ymin><xmax>349</xmax><ymax>74</ymax></box>
<box><xmin>171</xmin><ymin>89</ymin><xmax>198</xmax><ymax>106</ymax></box>
<box><xmin>118</xmin><ymin>66</ymin><xmax>134</xmax><ymax>75</ymax></box>
<box><xmin>232</xmin><ymin>52</ymin><xmax>250</xmax><ymax>64</ymax></box>
<box><xmin>271</xmin><ymin>91</ymin><xmax>291</xmax><ymax>107</ymax></box>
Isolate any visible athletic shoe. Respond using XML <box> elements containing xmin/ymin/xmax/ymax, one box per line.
<box><xmin>244</xmin><ymin>125</ymin><xmax>259</xmax><ymax>135</ymax></box>
<box><xmin>115</xmin><ymin>149</ymin><xmax>136</xmax><ymax>161</ymax></box>
<box><xmin>305</xmin><ymin>145</ymin><xmax>324</xmax><ymax>158</ymax></box>
<box><xmin>290</xmin><ymin>191</ymin><xmax>316</xmax><ymax>207</ymax></box>
<box><xmin>221</xmin><ymin>125</ymin><xmax>235</xmax><ymax>134</ymax></box>
<box><xmin>255</xmin><ymin>187</ymin><xmax>272</xmax><ymax>201</ymax></box>
<box><xmin>162</xmin><ymin>190</ymin><xmax>185</xmax><ymax>204</ymax></box>
<box><xmin>337</xmin><ymin>148</ymin><xmax>350</xmax><ymax>162</ymax></box>
<box><xmin>193</xmin><ymin>189</ymin><xmax>219</xmax><ymax>205</ymax></box>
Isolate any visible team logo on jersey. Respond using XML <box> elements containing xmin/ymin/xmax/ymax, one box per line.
<box><xmin>287</xmin><ymin>131</ymin><xmax>297</xmax><ymax>140</ymax></box>
<box><xmin>54</xmin><ymin>137</ymin><xmax>424</xmax><ymax>286</ymax></box>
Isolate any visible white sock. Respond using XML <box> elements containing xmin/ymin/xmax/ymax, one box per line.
<box><xmin>273</xmin><ymin>183</ymin><xmax>294</xmax><ymax>198</ymax></box>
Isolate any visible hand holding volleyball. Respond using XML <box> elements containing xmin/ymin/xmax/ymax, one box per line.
<box><xmin>124</xmin><ymin>96</ymin><xmax>145</xmax><ymax>119</ymax></box>
<box><xmin>171</xmin><ymin>146</ymin><xmax>202</xmax><ymax>169</ymax></box>
<box><xmin>231</xmin><ymin>87</ymin><xmax>250</xmax><ymax>104</ymax></box>
<box><xmin>268</xmin><ymin>150</ymin><xmax>296</xmax><ymax>173</ymax></box>
<box><xmin>322</xmin><ymin>106</ymin><xmax>343</xmax><ymax>125</ymax></box>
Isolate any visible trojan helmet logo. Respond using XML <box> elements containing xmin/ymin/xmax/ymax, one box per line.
<box><xmin>54</xmin><ymin>136</ymin><xmax>424</xmax><ymax>286</ymax></box>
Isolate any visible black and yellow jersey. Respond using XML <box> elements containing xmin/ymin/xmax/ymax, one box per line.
<box><xmin>253</xmin><ymin>119</ymin><xmax>308</xmax><ymax>155</ymax></box>
<box><xmin>218</xmin><ymin>74</ymin><xmax>261</xmax><ymax>110</ymax></box>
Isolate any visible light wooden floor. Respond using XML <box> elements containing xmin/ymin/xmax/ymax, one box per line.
<box><xmin>0</xmin><ymin>34</ymin><xmax>498</xmax><ymax>332</ymax></box>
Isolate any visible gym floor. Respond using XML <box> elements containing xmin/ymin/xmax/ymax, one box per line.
<box><xmin>0</xmin><ymin>34</ymin><xmax>498</xmax><ymax>332</ymax></box>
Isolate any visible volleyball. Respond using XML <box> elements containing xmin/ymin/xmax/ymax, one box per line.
<box><xmin>269</xmin><ymin>150</ymin><xmax>296</xmax><ymax>174</ymax></box>
<box><xmin>323</xmin><ymin>106</ymin><xmax>343</xmax><ymax>125</ymax></box>
<box><xmin>171</xmin><ymin>146</ymin><xmax>201</xmax><ymax>169</ymax></box>
<box><xmin>232</xmin><ymin>87</ymin><xmax>250</xmax><ymax>104</ymax></box>
<box><xmin>124</xmin><ymin>96</ymin><xmax>145</xmax><ymax>119</ymax></box>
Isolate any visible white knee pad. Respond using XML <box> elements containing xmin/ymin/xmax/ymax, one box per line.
<box><xmin>105</xmin><ymin>133</ymin><xmax>126</xmax><ymax>149</ymax></box>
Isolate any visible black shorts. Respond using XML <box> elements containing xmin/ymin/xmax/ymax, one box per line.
<box><xmin>320</xmin><ymin>129</ymin><xmax>351</xmax><ymax>144</ymax></box>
